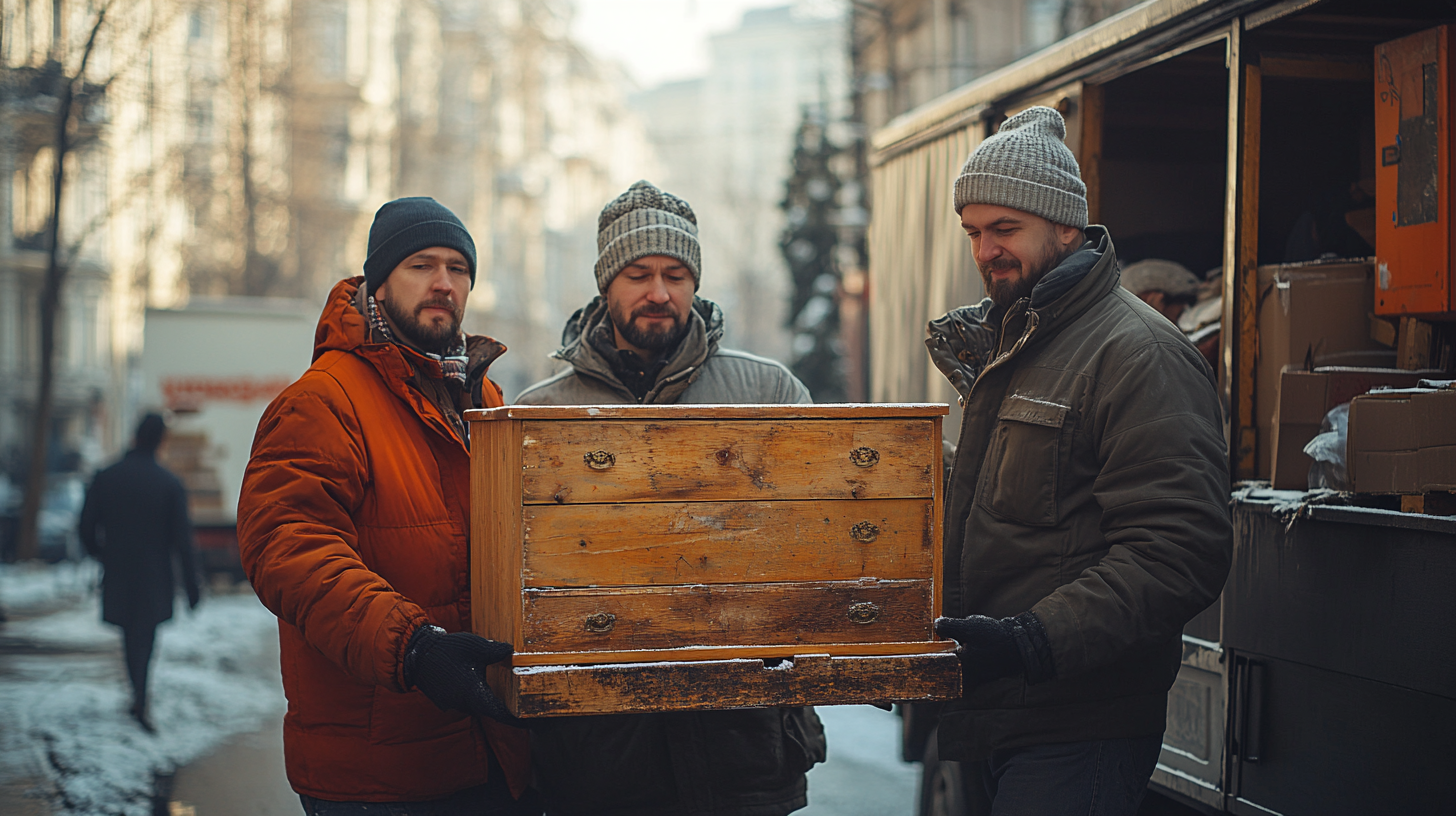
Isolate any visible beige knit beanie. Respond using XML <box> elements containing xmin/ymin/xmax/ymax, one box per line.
<box><xmin>953</xmin><ymin>106</ymin><xmax>1088</xmax><ymax>229</ymax></box>
<box><xmin>595</xmin><ymin>180</ymin><xmax>701</xmax><ymax>293</ymax></box>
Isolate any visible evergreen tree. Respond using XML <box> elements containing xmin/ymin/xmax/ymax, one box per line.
<box><xmin>780</xmin><ymin>107</ymin><xmax>846</xmax><ymax>402</ymax></box>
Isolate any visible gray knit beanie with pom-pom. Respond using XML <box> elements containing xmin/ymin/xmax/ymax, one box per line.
<box><xmin>952</xmin><ymin>106</ymin><xmax>1088</xmax><ymax>229</ymax></box>
<box><xmin>595</xmin><ymin>180</ymin><xmax>701</xmax><ymax>292</ymax></box>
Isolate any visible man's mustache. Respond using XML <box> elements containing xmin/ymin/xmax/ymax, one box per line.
<box><xmin>416</xmin><ymin>297</ymin><xmax>459</xmax><ymax>318</ymax></box>
<box><xmin>632</xmin><ymin>305</ymin><xmax>678</xmax><ymax>319</ymax></box>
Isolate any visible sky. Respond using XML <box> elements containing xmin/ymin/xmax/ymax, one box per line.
<box><xmin>570</xmin><ymin>0</ymin><xmax>796</xmax><ymax>89</ymax></box>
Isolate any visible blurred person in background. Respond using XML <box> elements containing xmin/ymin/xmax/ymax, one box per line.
<box><xmin>1119</xmin><ymin>258</ymin><xmax>1201</xmax><ymax>324</ymax></box>
<box><xmin>237</xmin><ymin>198</ymin><xmax>537</xmax><ymax>815</ymax></box>
<box><xmin>517</xmin><ymin>180</ymin><xmax>826</xmax><ymax>816</ymax></box>
<box><xmin>79</xmin><ymin>412</ymin><xmax>201</xmax><ymax>733</ymax></box>
<box><xmin>925</xmin><ymin>107</ymin><xmax>1231</xmax><ymax>815</ymax></box>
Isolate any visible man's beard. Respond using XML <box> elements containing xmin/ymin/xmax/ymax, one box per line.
<box><xmin>979</xmin><ymin>231</ymin><xmax>1071</xmax><ymax>310</ymax></box>
<box><xmin>609</xmin><ymin>301</ymin><xmax>688</xmax><ymax>354</ymax></box>
<box><xmin>381</xmin><ymin>295</ymin><xmax>462</xmax><ymax>355</ymax></box>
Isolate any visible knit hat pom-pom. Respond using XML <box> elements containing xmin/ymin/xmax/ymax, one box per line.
<box><xmin>998</xmin><ymin>106</ymin><xmax>1067</xmax><ymax>140</ymax></box>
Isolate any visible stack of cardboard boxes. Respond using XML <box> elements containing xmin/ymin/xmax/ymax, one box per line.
<box><xmin>1346</xmin><ymin>382</ymin><xmax>1456</xmax><ymax>494</ymax></box>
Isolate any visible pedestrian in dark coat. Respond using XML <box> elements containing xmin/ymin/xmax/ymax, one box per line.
<box><xmin>79</xmin><ymin>413</ymin><xmax>201</xmax><ymax>732</ymax></box>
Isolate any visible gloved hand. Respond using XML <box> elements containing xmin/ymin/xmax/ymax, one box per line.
<box><xmin>935</xmin><ymin>612</ymin><xmax>1056</xmax><ymax>689</ymax></box>
<box><xmin>403</xmin><ymin>625</ymin><xmax>521</xmax><ymax>726</ymax></box>
<box><xmin>934</xmin><ymin>615</ymin><xmax>1024</xmax><ymax>687</ymax></box>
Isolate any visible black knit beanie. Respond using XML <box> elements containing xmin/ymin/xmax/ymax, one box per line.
<box><xmin>363</xmin><ymin>197</ymin><xmax>476</xmax><ymax>294</ymax></box>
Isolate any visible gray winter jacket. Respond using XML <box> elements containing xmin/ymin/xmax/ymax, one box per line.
<box><xmin>515</xmin><ymin>295</ymin><xmax>810</xmax><ymax>406</ymax></box>
<box><xmin>518</xmin><ymin>294</ymin><xmax>826</xmax><ymax>816</ymax></box>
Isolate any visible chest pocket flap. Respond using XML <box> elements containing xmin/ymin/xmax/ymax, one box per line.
<box><xmin>979</xmin><ymin>395</ymin><xmax>1070</xmax><ymax>526</ymax></box>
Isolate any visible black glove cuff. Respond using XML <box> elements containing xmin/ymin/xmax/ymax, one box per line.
<box><xmin>403</xmin><ymin>624</ymin><xmax>445</xmax><ymax>689</ymax></box>
<box><xmin>1006</xmin><ymin>612</ymin><xmax>1056</xmax><ymax>685</ymax></box>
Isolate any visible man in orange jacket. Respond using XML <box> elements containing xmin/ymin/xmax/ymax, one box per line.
<box><xmin>238</xmin><ymin>197</ymin><xmax>536</xmax><ymax>815</ymax></box>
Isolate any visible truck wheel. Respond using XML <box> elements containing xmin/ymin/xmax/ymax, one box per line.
<box><xmin>917</xmin><ymin>725</ymin><xmax>972</xmax><ymax>816</ymax></box>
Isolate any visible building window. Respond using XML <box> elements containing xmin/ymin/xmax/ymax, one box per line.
<box><xmin>316</xmin><ymin>2</ymin><xmax>347</xmax><ymax>79</ymax></box>
<box><xmin>188</xmin><ymin>96</ymin><xmax>214</xmax><ymax>143</ymax></box>
<box><xmin>1024</xmin><ymin>0</ymin><xmax>1063</xmax><ymax>52</ymax></box>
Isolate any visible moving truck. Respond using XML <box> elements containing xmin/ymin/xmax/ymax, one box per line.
<box><xmin>139</xmin><ymin>297</ymin><xmax>315</xmax><ymax>580</ymax></box>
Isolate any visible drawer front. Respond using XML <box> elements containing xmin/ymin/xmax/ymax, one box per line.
<box><xmin>523</xmin><ymin>499</ymin><xmax>933</xmax><ymax>587</ymax></box>
<box><xmin>521</xmin><ymin>579</ymin><xmax>931</xmax><ymax>653</ymax></box>
<box><xmin>509</xmin><ymin>652</ymin><xmax>962</xmax><ymax>717</ymax></box>
<box><xmin>520</xmin><ymin>419</ymin><xmax>936</xmax><ymax>504</ymax></box>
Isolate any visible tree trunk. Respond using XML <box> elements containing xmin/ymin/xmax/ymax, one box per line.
<box><xmin>15</xmin><ymin>6</ymin><xmax>109</xmax><ymax>561</ymax></box>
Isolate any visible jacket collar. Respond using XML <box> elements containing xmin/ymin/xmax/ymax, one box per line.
<box><xmin>926</xmin><ymin>227</ymin><xmax>1119</xmax><ymax>398</ymax></box>
<box><xmin>553</xmin><ymin>294</ymin><xmax>724</xmax><ymax>403</ymax></box>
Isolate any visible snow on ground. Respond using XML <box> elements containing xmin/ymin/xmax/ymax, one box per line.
<box><xmin>801</xmin><ymin>705</ymin><xmax>920</xmax><ymax>815</ymax></box>
<box><xmin>0</xmin><ymin>562</ymin><xmax>284</xmax><ymax>816</ymax></box>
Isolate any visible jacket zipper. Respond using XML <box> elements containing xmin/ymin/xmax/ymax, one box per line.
<box><xmin>941</xmin><ymin>302</ymin><xmax>1040</xmax><ymax>617</ymax></box>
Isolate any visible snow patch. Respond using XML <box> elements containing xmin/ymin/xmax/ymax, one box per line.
<box><xmin>0</xmin><ymin>565</ymin><xmax>284</xmax><ymax>816</ymax></box>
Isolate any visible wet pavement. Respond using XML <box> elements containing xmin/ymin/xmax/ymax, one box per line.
<box><xmin>160</xmin><ymin>703</ymin><xmax>920</xmax><ymax>816</ymax></box>
<box><xmin>167</xmin><ymin>715</ymin><xmax>296</xmax><ymax>816</ymax></box>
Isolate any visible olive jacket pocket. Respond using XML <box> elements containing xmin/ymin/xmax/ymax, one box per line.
<box><xmin>978</xmin><ymin>395</ymin><xmax>1069</xmax><ymax>526</ymax></box>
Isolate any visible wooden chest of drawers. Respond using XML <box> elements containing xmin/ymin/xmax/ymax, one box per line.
<box><xmin>466</xmin><ymin>403</ymin><xmax>960</xmax><ymax>717</ymax></box>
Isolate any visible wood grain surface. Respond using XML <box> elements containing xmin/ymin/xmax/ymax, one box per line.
<box><xmin>522</xmin><ymin>498</ymin><xmax>933</xmax><ymax>587</ymax></box>
<box><xmin>466</xmin><ymin>403</ymin><xmax>950</xmax><ymax>422</ymax></box>
<box><xmin>508</xmin><ymin>639</ymin><xmax>957</xmax><ymax>667</ymax></box>
<box><xmin>509</xmin><ymin>652</ymin><xmax>962</xmax><ymax>717</ymax></box>
<box><xmin>520</xmin><ymin>579</ymin><xmax>931</xmax><ymax>652</ymax></box>
<box><xmin>470</xmin><ymin>420</ymin><xmax>523</xmax><ymax>646</ymax></box>
<box><xmin>520</xmin><ymin>419</ymin><xmax>937</xmax><ymax>504</ymax></box>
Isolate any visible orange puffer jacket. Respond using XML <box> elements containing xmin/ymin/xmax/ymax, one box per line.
<box><xmin>238</xmin><ymin>276</ymin><xmax>528</xmax><ymax>801</ymax></box>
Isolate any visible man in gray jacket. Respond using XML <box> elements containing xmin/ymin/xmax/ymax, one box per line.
<box><xmin>926</xmin><ymin>107</ymin><xmax>1231</xmax><ymax>814</ymax></box>
<box><xmin>517</xmin><ymin>180</ymin><xmax>825</xmax><ymax>816</ymax></box>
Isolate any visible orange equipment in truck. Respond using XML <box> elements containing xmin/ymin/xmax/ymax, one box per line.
<box><xmin>1375</xmin><ymin>25</ymin><xmax>1456</xmax><ymax>318</ymax></box>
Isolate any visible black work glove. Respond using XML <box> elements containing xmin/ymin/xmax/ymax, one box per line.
<box><xmin>403</xmin><ymin>625</ymin><xmax>522</xmax><ymax>726</ymax></box>
<box><xmin>934</xmin><ymin>611</ymin><xmax>1056</xmax><ymax>689</ymax></box>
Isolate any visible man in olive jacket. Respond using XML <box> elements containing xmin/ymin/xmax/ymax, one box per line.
<box><xmin>926</xmin><ymin>107</ymin><xmax>1231</xmax><ymax>814</ymax></box>
<box><xmin>517</xmin><ymin>181</ymin><xmax>826</xmax><ymax>816</ymax></box>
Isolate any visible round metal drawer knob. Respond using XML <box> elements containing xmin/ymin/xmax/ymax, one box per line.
<box><xmin>847</xmin><ymin>602</ymin><xmax>881</xmax><ymax>625</ymax></box>
<box><xmin>850</xmin><ymin>521</ymin><xmax>880</xmax><ymax>543</ymax></box>
<box><xmin>849</xmin><ymin>446</ymin><xmax>880</xmax><ymax>468</ymax></box>
<box><xmin>584</xmin><ymin>450</ymin><xmax>616</xmax><ymax>470</ymax></box>
<box><xmin>584</xmin><ymin>612</ymin><xmax>616</xmax><ymax>633</ymax></box>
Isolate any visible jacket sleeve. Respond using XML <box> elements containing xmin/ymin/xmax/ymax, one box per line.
<box><xmin>237</xmin><ymin>376</ymin><xmax>427</xmax><ymax>691</ymax></box>
<box><xmin>1030</xmin><ymin>339</ymin><xmax>1232</xmax><ymax>680</ymax></box>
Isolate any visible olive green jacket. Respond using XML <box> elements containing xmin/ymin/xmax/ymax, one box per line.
<box><xmin>929</xmin><ymin>227</ymin><xmax>1231</xmax><ymax>761</ymax></box>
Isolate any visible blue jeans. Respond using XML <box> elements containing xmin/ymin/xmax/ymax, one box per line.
<box><xmin>976</xmin><ymin>736</ymin><xmax>1163</xmax><ymax>816</ymax></box>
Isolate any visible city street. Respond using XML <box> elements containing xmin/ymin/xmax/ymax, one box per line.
<box><xmin>0</xmin><ymin>563</ymin><xmax>924</xmax><ymax>816</ymax></box>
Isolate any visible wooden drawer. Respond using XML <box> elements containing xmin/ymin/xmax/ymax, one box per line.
<box><xmin>521</xmin><ymin>579</ymin><xmax>931</xmax><ymax>654</ymax></box>
<box><xmin>467</xmin><ymin>404</ymin><xmax>958</xmax><ymax>717</ymax></box>
<box><xmin>520</xmin><ymin>418</ymin><xmax>937</xmax><ymax>504</ymax></box>
<box><xmin>523</xmin><ymin>498</ymin><xmax>934</xmax><ymax>587</ymax></box>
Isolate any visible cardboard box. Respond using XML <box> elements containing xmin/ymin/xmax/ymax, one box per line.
<box><xmin>1347</xmin><ymin>385</ymin><xmax>1456</xmax><ymax>493</ymax></box>
<box><xmin>1268</xmin><ymin>366</ymin><xmax>1434</xmax><ymax>489</ymax></box>
<box><xmin>1256</xmin><ymin>261</ymin><xmax>1388</xmax><ymax>477</ymax></box>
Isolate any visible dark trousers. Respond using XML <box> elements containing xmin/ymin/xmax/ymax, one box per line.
<box><xmin>122</xmin><ymin>624</ymin><xmax>157</xmax><ymax>711</ymax></box>
<box><xmin>973</xmin><ymin>736</ymin><xmax>1163</xmax><ymax>816</ymax></box>
<box><xmin>299</xmin><ymin>749</ymin><xmax>540</xmax><ymax>816</ymax></box>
